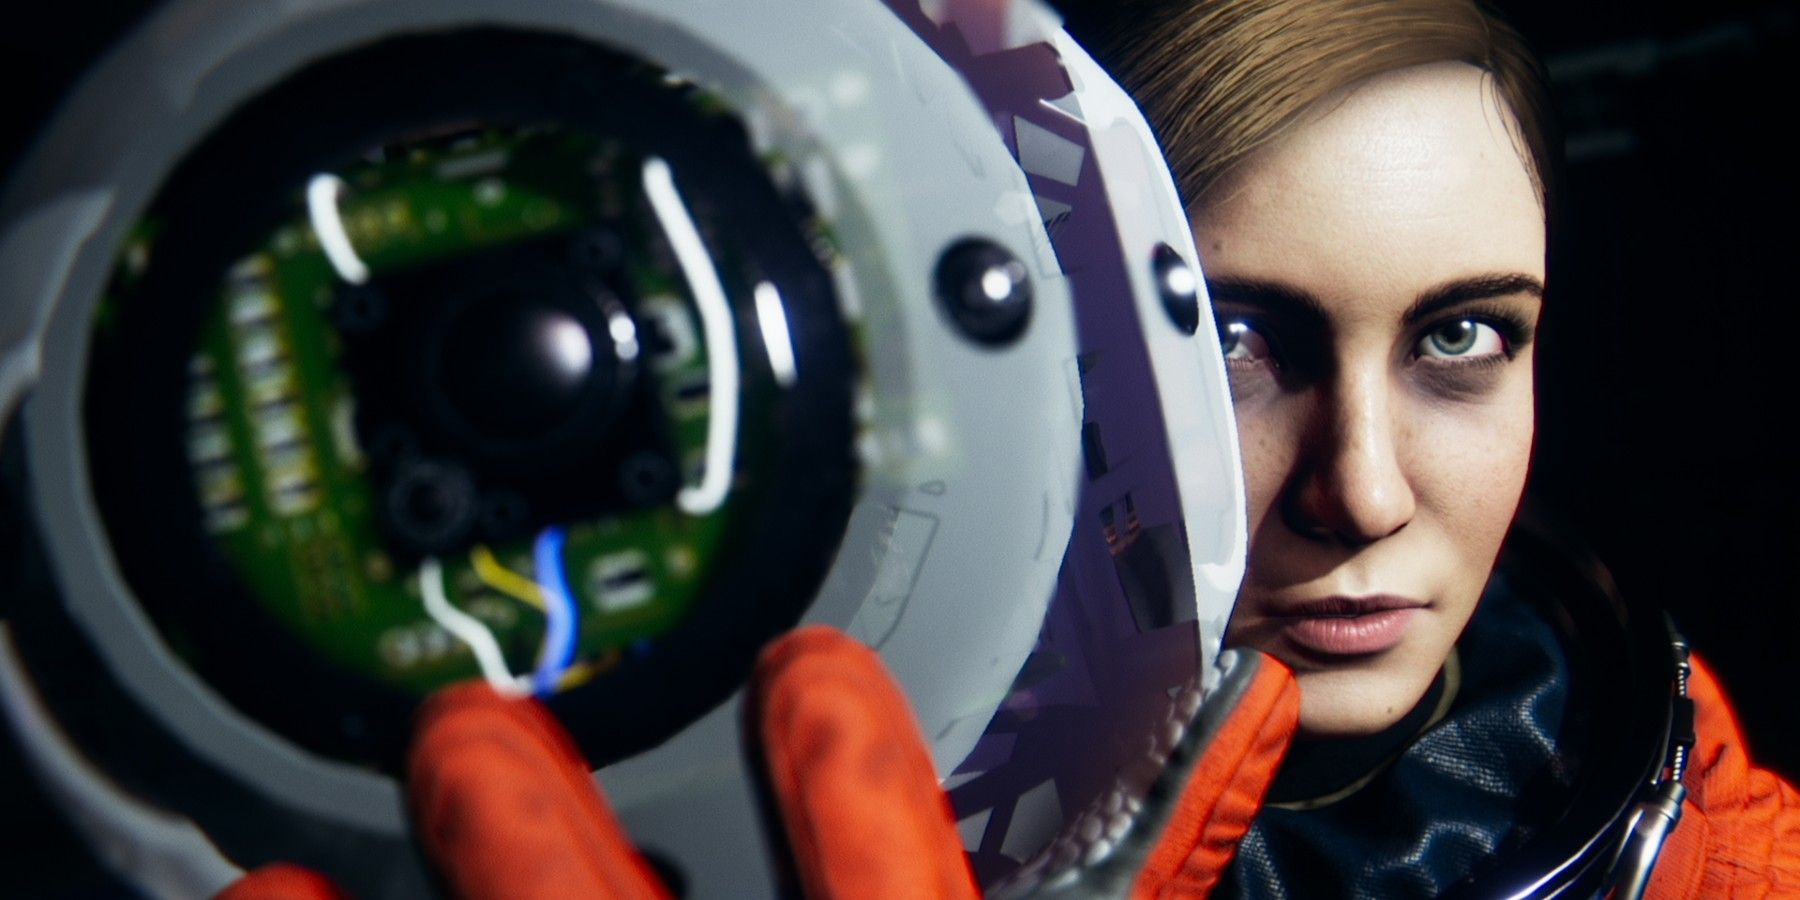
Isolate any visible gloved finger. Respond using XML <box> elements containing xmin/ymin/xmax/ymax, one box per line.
<box><xmin>1130</xmin><ymin>650</ymin><xmax>1298</xmax><ymax>898</ymax></box>
<box><xmin>214</xmin><ymin>863</ymin><xmax>350</xmax><ymax>900</ymax></box>
<box><xmin>748</xmin><ymin>626</ymin><xmax>981</xmax><ymax>900</ymax></box>
<box><xmin>406</xmin><ymin>682</ymin><xmax>670</xmax><ymax>900</ymax></box>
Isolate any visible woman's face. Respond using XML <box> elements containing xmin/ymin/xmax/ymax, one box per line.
<box><xmin>1193</xmin><ymin>63</ymin><xmax>1545</xmax><ymax>738</ymax></box>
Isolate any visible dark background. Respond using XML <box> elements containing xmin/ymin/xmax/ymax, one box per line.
<box><xmin>1504</xmin><ymin>0</ymin><xmax>1800</xmax><ymax>782</ymax></box>
<box><xmin>3</xmin><ymin>0</ymin><xmax>1797</xmax><ymax>894</ymax></box>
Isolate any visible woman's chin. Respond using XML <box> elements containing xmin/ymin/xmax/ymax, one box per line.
<box><xmin>1290</xmin><ymin>663</ymin><xmax>1441</xmax><ymax>739</ymax></box>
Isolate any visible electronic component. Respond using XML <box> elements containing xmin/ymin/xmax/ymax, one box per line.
<box><xmin>78</xmin><ymin>38</ymin><xmax>858</xmax><ymax>767</ymax></box>
<box><xmin>0</xmin><ymin>4</ymin><xmax>1242</xmax><ymax>897</ymax></box>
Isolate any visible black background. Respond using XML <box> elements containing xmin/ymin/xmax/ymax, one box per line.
<box><xmin>3</xmin><ymin>0</ymin><xmax>1798</xmax><ymax>893</ymax></box>
<box><xmin>1504</xmin><ymin>0</ymin><xmax>1800</xmax><ymax>783</ymax></box>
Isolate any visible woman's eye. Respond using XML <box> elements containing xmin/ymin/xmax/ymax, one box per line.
<box><xmin>1221</xmin><ymin>321</ymin><xmax>1275</xmax><ymax>364</ymax></box>
<box><xmin>1417</xmin><ymin>319</ymin><xmax>1504</xmax><ymax>360</ymax></box>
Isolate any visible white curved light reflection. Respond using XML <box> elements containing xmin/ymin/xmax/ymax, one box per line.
<box><xmin>642</xmin><ymin>157</ymin><xmax>740</xmax><ymax>516</ymax></box>
<box><xmin>753</xmin><ymin>281</ymin><xmax>798</xmax><ymax>389</ymax></box>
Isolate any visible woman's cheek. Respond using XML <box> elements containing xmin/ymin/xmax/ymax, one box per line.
<box><xmin>1227</xmin><ymin>391</ymin><xmax>1300</xmax><ymax>535</ymax></box>
<box><xmin>1404</xmin><ymin>370</ymin><xmax>1535</xmax><ymax>547</ymax></box>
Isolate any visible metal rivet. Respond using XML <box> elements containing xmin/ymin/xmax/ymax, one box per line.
<box><xmin>569</xmin><ymin>227</ymin><xmax>625</xmax><ymax>274</ymax></box>
<box><xmin>1152</xmin><ymin>243</ymin><xmax>1200</xmax><ymax>335</ymax></box>
<box><xmin>383</xmin><ymin>459</ymin><xmax>477</xmax><ymax>552</ymax></box>
<box><xmin>330</xmin><ymin>284</ymin><xmax>388</xmax><ymax>335</ymax></box>
<box><xmin>934</xmin><ymin>238</ymin><xmax>1031</xmax><ymax>346</ymax></box>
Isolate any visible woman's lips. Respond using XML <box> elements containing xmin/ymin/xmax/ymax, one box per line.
<box><xmin>1273</xmin><ymin>595</ymin><xmax>1426</xmax><ymax>657</ymax></box>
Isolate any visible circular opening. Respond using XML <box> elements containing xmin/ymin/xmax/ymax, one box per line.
<box><xmin>81</xmin><ymin>30</ymin><xmax>859</xmax><ymax>771</ymax></box>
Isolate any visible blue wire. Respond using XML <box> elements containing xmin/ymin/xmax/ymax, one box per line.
<box><xmin>531</xmin><ymin>526</ymin><xmax>579</xmax><ymax>696</ymax></box>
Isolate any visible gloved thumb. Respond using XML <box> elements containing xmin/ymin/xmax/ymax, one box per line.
<box><xmin>747</xmin><ymin>630</ymin><xmax>1297</xmax><ymax>900</ymax></box>
<box><xmin>406</xmin><ymin>682</ymin><xmax>671</xmax><ymax>900</ymax></box>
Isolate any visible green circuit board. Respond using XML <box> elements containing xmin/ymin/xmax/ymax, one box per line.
<box><xmin>148</xmin><ymin>126</ymin><xmax>737</xmax><ymax>694</ymax></box>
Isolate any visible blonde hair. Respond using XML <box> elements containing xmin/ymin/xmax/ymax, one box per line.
<box><xmin>1087</xmin><ymin>0</ymin><xmax>1556</xmax><ymax>213</ymax></box>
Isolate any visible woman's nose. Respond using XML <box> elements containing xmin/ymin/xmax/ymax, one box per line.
<box><xmin>1282</xmin><ymin>373</ymin><xmax>1417</xmax><ymax>545</ymax></box>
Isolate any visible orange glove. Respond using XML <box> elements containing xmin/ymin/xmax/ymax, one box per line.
<box><xmin>220</xmin><ymin>627</ymin><xmax>1297</xmax><ymax>900</ymax></box>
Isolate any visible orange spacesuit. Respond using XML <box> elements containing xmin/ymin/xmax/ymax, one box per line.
<box><xmin>1646</xmin><ymin>655</ymin><xmax>1800</xmax><ymax>898</ymax></box>
<box><xmin>220</xmin><ymin>629</ymin><xmax>1800</xmax><ymax>899</ymax></box>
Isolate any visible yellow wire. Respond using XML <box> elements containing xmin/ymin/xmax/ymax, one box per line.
<box><xmin>469</xmin><ymin>545</ymin><xmax>547</xmax><ymax>612</ymax></box>
<box><xmin>555</xmin><ymin>647</ymin><xmax>624</xmax><ymax>691</ymax></box>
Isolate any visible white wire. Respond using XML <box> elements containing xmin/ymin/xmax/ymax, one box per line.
<box><xmin>418</xmin><ymin>558</ymin><xmax>526</xmax><ymax>696</ymax></box>
<box><xmin>305</xmin><ymin>173</ymin><xmax>370</xmax><ymax>285</ymax></box>
<box><xmin>642</xmin><ymin>156</ymin><xmax>741</xmax><ymax>516</ymax></box>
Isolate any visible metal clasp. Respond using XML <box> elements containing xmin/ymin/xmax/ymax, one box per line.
<box><xmin>1606</xmin><ymin>632</ymin><xmax>1695</xmax><ymax>900</ymax></box>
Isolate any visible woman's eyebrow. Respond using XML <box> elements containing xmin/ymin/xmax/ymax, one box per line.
<box><xmin>1203</xmin><ymin>277</ymin><xmax>1330</xmax><ymax>331</ymax></box>
<box><xmin>1402</xmin><ymin>274</ymin><xmax>1544</xmax><ymax>325</ymax></box>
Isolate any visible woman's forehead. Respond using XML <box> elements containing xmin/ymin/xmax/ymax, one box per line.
<box><xmin>1191</xmin><ymin>62</ymin><xmax>1545</xmax><ymax>315</ymax></box>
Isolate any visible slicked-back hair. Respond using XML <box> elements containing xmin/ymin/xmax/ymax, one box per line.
<box><xmin>1082</xmin><ymin>0</ymin><xmax>1557</xmax><ymax>218</ymax></box>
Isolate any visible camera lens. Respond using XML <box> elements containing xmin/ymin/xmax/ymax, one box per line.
<box><xmin>437</xmin><ymin>295</ymin><xmax>607</xmax><ymax>441</ymax></box>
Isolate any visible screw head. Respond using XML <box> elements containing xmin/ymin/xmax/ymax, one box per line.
<box><xmin>934</xmin><ymin>238</ymin><xmax>1032</xmax><ymax>347</ymax></box>
<box><xmin>1152</xmin><ymin>243</ymin><xmax>1200</xmax><ymax>335</ymax></box>
<box><xmin>330</xmin><ymin>284</ymin><xmax>388</xmax><ymax>335</ymax></box>
<box><xmin>383</xmin><ymin>458</ymin><xmax>478</xmax><ymax>553</ymax></box>
<box><xmin>569</xmin><ymin>227</ymin><xmax>625</xmax><ymax>274</ymax></box>
<box><xmin>619</xmin><ymin>452</ymin><xmax>677</xmax><ymax>507</ymax></box>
